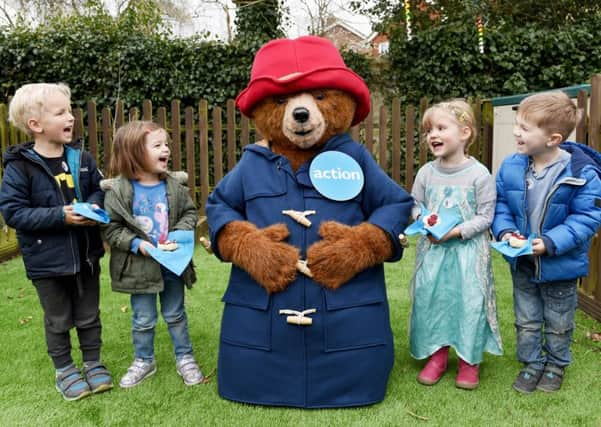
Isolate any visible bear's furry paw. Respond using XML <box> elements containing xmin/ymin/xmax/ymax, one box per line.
<box><xmin>217</xmin><ymin>221</ymin><xmax>299</xmax><ymax>293</ymax></box>
<box><xmin>307</xmin><ymin>221</ymin><xmax>392</xmax><ymax>290</ymax></box>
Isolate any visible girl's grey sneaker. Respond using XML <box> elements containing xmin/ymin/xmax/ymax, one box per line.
<box><xmin>176</xmin><ymin>354</ymin><xmax>204</xmax><ymax>386</ymax></box>
<box><xmin>536</xmin><ymin>363</ymin><xmax>564</xmax><ymax>392</ymax></box>
<box><xmin>55</xmin><ymin>365</ymin><xmax>92</xmax><ymax>401</ymax></box>
<box><xmin>119</xmin><ymin>358</ymin><xmax>157</xmax><ymax>388</ymax></box>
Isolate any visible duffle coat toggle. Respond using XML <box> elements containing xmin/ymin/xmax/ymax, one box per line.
<box><xmin>279</xmin><ymin>308</ymin><xmax>317</xmax><ymax>326</ymax></box>
<box><xmin>282</xmin><ymin>209</ymin><xmax>316</xmax><ymax>227</ymax></box>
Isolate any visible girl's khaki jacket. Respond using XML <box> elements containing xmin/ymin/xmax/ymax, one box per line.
<box><xmin>100</xmin><ymin>173</ymin><xmax>197</xmax><ymax>294</ymax></box>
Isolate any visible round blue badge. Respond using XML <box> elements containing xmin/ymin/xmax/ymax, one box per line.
<box><xmin>309</xmin><ymin>151</ymin><xmax>364</xmax><ymax>201</ymax></box>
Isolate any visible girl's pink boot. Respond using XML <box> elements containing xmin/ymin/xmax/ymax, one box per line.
<box><xmin>456</xmin><ymin>358</ymin><xmax>479</xmax><ymax>390</ymax></box>
<box><xmin>417</xmin><ymin>346</ymin><xmax>449</xmax><ymax>385</ymax></box>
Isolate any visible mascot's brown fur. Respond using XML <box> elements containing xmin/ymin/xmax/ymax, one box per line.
<box><xmin>216</xmin><ymin>89</ymin><xmax>393</xmax><ymax>292</ymax></box>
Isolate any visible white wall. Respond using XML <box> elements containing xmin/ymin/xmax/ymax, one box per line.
<box><xmin>492</xmin><ymin>99</ymin><xmax>582</xmax><ymax>176</ymax></box>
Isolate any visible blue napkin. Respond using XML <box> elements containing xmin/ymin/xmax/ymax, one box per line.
<box><xmin>404</xmin><ymin>205</ymin><xmax>461</xmax><ymax>241</ymax></box>
<box><xmin>490</xmin><ymin>234</ymin><xmax>535</xmax><ymax>257</ymax></box>
<box><xmin>72</xmin><ymin>202</ymin><xmax>110</xmax><ymax>224</ymax></box>
<box><xmin>146</xmin><ymin>230</ymin><xmax>194</xmax><ymax>276</ymax></box>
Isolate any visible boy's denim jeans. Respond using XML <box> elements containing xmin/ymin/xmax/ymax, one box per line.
<box><xmin>131</xmin><ymin>269</ymin><xmax>193</xmax><ymax>362</ymax></box>
<box><xmin>511</xmin><ymin>258</ymin><xmax>577</xmax><ymax>371</ymax></box>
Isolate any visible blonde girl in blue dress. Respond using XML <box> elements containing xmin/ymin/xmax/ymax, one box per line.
<box><xmin>409</xmin><ymin>100</ymin><xmax>502</xmax><ymax>390</ymax></box>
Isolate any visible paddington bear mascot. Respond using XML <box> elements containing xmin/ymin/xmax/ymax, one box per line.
<box><xmin>206</xmin><ymin>35</ymin><xmax>413</xmax><ymax>408</ymax></box>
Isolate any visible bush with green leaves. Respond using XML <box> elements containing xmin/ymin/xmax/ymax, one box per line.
<box><xmin>386</xmin><ymin>16</ymin><xmax>601</xmax><ymax>104</ymax></box>
<box><xmin>0</xmin><ymin>3</ymin><xmax>278</xmax><ymax>110</ymax></box>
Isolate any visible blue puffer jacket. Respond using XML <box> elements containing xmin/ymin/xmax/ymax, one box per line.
<box><xmin>493</xmin><ymin>141</ymin><xmax>601</xmax><ymax>282</ymax></box>
<box><xmin>0</xmin><ymin>140</ymin><xmax>105</xmax><ymax>279</ymax></box>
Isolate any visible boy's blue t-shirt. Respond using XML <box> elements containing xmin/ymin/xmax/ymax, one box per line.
<box><xmin>130</xmin><ymin>180</ymin><xmax>169</xmax><ymax>252</ymax></box>
<box><xmin>526</xmin><ymin>149</ymin><xmax>571</xmax><ymax>234</ymax></box>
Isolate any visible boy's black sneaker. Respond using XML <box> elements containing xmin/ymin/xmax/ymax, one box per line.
<box><xmin>536</xmin><ymin>363</ymin><xmax>564</xmax><ymax>393</ymax></box>
<box><xmin>512</xmin><ymin>366</ymin><xmax>542</xmax><ymax>394</ymax></box>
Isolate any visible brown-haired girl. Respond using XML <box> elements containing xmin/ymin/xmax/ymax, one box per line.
<box><xmin>100</xmin><ymin>121</ymin><xmax>203</xmax><ymax>388</ymax></box>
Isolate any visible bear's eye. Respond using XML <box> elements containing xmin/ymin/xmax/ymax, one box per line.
<box><xmin>315</xmin><ymin>92</ymin><xmax>326</xmax><ymax>100</ymax></box>
<box><xmin>276</xmin><ymin>97</ymin><xmax>287</xmax><ymax>105</ymax></box>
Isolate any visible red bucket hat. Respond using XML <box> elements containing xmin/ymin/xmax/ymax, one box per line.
<box><xmin>236</xmin><ymin>36</ymin><xmax>371</xmax><ymax>126</ymax></box>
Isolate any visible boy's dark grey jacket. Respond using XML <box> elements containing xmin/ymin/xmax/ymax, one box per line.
<box><xmin>100</xmin><ymin>174</ymin><xmax>197</xmax><ymax>294</ymax></box>
<box><xmin>0</xmin><ymin>140</ymin><xmax>105</xmax><ymax>279</ymax></box>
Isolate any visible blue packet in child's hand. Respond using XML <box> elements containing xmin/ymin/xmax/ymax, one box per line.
<box><xmin>72</xmin><ymin>202</ymin><xmax>110</xmax><ymax>224</ymax></box>
<box><xmin>490</xmin><ymin>233</ymin><xmax>535</xmax><ymax>257</ymax></box>
<box><xmin>146</xmin><ymin>230</ymin><xmax>194</xmax><ymax>276</ymax></box>
<box><xmin>403</xmin><ymin>205</ymin><xmax>461</xmax><ymax>241</ymax></box>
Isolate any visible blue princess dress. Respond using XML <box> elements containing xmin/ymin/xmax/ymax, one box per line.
<box><xmin>409</xmin><ymin>159</ymin><xmax>503</xmax><ymax>364</ymax></box>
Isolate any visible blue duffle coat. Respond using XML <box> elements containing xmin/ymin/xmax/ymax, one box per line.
<box><xmin>206</xmin><ymin>133</ymin><xmax>413</xmax><ymax>408</ymax></box>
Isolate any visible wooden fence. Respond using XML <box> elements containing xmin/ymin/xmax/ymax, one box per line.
<box><xmin>0</xmin><ymin>81</ymin><xmax>600</xmax><ymax>321</ymax></box>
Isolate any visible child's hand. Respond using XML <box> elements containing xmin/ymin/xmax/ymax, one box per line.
<box><xmin>531</xmin><ymin>238</ymin><xmax>546</xmax><ymax>256</ymax></box>
<box><xmin>427</xmin><ymin>226</ymin><xmax>461</xmax><ymax>244</ymax></box>
<box><xmin>63</xmin><ymin>205</ymin><xmax>97</xmax><ymax>226</ymax></box>
<box><xmin>501</xmin><ymin>232</ymin><xmax>512</xmax><ymax>242</ymax></box>
<box><xmin>138</xmin><ymin>241</ymin><xmax>154</xmax><ymax>257</ymax></box>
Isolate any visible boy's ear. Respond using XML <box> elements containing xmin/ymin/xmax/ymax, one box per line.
<box><xmin>27</xmin><ymin>118</ymin><xmax>43</xmax><ymax>135</ymax></box>
<box><xmin>547</xmin><ymin>132</ymin><xmax>563</xmax><ymax>147</ymax></box>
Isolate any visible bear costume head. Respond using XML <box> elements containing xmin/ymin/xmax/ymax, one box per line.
<box><xmin>236</xmin><ymin>36</ymin><xmax>371</xmax><ymax>171</ymax></box>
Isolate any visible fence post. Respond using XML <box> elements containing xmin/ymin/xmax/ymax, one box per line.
<box><xmin>101</xmin><ymin>107</ymin><xmax>113</xmax><ymax>175</ymax></box>
<box><xmin>418</xmin><ymin>97</ymin><xmax>429</xmax><ymax>167</ymax></box>
<box><xmin>588</xmin><ymin>74</ymin><xmax>601</xmax><ymax>152</ymax></box>
<box><xmin>0</xmin><ymin>104</ymin><xmax>8</xmax><ymax>178</ymax></box>
<box><xmin>73</xmin><ymin>108</ymin><xmax>84</xmax><ymax>142</ymax></box>
<box><xmin>364</xmin><ymin>108</ymin><xmax>374</xmax><ymax>156</ymax></box>
<box><xmin>198</xmin><ymin>100</ymin><xmax>209</xmax><ymax>215</ymax></box>
<box><xmin>240</xmin><ymin>115</ymin><xmax>250</xmax><ymax>147</ymax></box>
<box><xmin>378</xmin><ymin>105</ymin><xmax>388</xmax><ymax>171</ymax></box>
<box><xmin>171</xmin><ymin>100</ymin><xmax>181</xmax><ymax>170</ymax></box>
<box><xmin>184</xmin><ymin>107</ymin><xmax>196</xmax><ymax>204</ymax></box>
<box><xmin>143</xmin><ymin>100</ymin><xmax>153</xmax><ymax>121</ymax></box>
<box><xmin>391</xmin><ymin>98</ymin><xmax>401</xmax><ymax>184</ymax></box>
<box><xmin>115</xmin><ymin>100</ymin><xmax>125</xmax><ymax>130</ymax></box>
<box><xmin>405</xmin><ymin>104</ymin><xmax>416</xmax><ymax>190</ymax></box>
<box><xmin>157</xmin><ymin>106</ymin><xmax>167</xmax><ymax>129</ymax></box>
<box><xmin>213</xmin><ymin>106</ymin><xmax>223</xmax><ymax>184</ymax></box>
<box><xmin>576</xmin><ymin>90</ymin><xmax>588</xmax><ymax>143</ymax></box>
<box><xmin>226</xmin><ymin>99</ymin><xmax>236</xmax><ymax>171</ymax></box>
<box><xmin>87</xmin><ymin>101</ymin><xmax>99</xmax><ymax>163</ymax></box>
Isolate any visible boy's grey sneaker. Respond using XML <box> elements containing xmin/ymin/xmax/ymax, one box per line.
<box><xmin>119</xmin><ymin>358</ymin><xmax>157</xmax><ymax>388</ymax></box>
<box><xmin>83</xmin><ymin>361</ymin><xmax>113</xmax><ymax>394</ymax></box>
<box><xmin>512</xmin><ymin>366</ymin><xmax>543</xmax><ymax>394</ymax></box>
<box><xmin>536</xmin><ymin>363</ymin><xmax>564</xmax><ymax>393</ymax></box>
<box><xmin>55</xmin><ymin>365</ymin><xmax>92</xmax><ymax>401</ymax></box>
<box><xmin>176</xmin><ymin>354</ymin><xmax>204</xmax><ymax>386</ymax></box>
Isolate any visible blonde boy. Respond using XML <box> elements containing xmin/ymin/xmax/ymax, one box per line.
<box><xmin>0</xmin><ymin>83</ymin><xmax>112</xmax><ymax>400</ymax></box>
<box><xmin>493</xmin><ymin>91</ymin><xmax>601</xmax><ymax>393</ymax></box>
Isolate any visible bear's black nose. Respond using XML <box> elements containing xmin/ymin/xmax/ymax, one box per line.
<box><xmin>293</xmin><ymin>107</ymin><xmax>310</xmax><ymax>123</ymax></box>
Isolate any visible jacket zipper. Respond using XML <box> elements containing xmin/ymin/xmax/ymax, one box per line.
<box><xmin>28</xmin><ymin>150</ymin><xmax>78</xmax><ymax>274</ymax></box>
<box><xmin>76</xmin><ymin>148</ymin><xmax>94</xmax><ymax>273</ymax></box>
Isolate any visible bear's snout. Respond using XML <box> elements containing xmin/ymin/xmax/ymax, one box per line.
<box><xmin>293</xmin><ymin>107</ymin><xmax>310</xmax><ymax>123</ymax></box>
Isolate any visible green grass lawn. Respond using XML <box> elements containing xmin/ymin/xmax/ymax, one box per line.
<box><xmin>1</xmin><ymin>245</ymin><xmax>600</xmax><ymax>427</ymax></box>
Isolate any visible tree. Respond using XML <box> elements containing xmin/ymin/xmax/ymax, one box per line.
<box><xmin>0</xmin><ymin>0</ymin><xmax>193</xmax><ymax>29</ymax></box>
<box><xmin>233</xmin><ymin>0</ymin><xmax>287</xmax><ymax>46</ymax></box>
<box><xmin>298</xmin><ymin>0</ymin><xmax>335</xmax><ymax>35</ymax></box>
